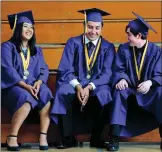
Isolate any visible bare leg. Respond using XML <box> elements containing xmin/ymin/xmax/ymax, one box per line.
<box><xmin>39</xmin><ymin>101</ymin><xmax>51</xmax><ymax>146</ymax></box>
<box><xmin>7</xmin><ymin>102</ymin><xmax>31</xmax><ymax>146</ymax></box>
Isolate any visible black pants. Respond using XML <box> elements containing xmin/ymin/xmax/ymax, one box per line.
<box><xmin>59</xmin><ymin>96</ymin><xmax>111</xmax><ymax>139</ymax></box>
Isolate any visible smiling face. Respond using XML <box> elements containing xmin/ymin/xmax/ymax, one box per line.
<box><xmin>85</xmin><ymin>21</ymin><xmax>102</xmax><ymax>41</ymax></box>
<box><xmin>126</xmin><ymin>27</ymin><xmax>142</xmax><ymax>47</ymax></box>
<box><xmin>21</xmin><ymin>22</ymin><xmax>34</xmax><ymax>41</ymax></box>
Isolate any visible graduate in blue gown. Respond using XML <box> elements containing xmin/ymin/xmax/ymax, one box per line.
<box><xmin>107</xmin><ymin>12</ymin><xmax>162</xmax><ymax>151</ymax></box>
<box><xmin>1</xmin><ymin>11</ymin><xmax>53</xmax><ymax>151</ymax></box>
<box><xmin>50</xmin><ymin>8</ymin><xmax>115</xmax><ymax>148</ymax></box>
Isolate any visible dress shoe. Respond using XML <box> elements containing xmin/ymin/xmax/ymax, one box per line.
<box><xmin>39</xmin><ymin>132</ymin><xmax>49</xmax><ymax>150</ymax></box>
<box><xmin>55</xmin><ymin>136</ymin><xmax>78</xmax><ymax>149</ymax></box>
<box><xmin>107</xmin><ymin>136</ymin><xmax>119</xmax><ymax>151</ymax></box>
<box><xmin>6</xmin><ymin>135</ymin><xmax>20</xmax><ymax>151</ymax></box>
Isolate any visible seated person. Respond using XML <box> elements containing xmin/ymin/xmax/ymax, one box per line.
<box><xmin>1</xmin><ymin>10</ymin><xmax>53</xmax><ymax>151</ymax></box>
<box><xmin>50</xmin><ymin>8</ymin><xmax>115</xmax><ymax>149</ymax></box>
<box><xmin>107</xmin><ymin>12</ymin><xmax>162</xmax><ymax>151</ymax></box>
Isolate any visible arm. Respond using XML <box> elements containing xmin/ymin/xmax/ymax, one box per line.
<box><xmin>57</xmin><ymin>38</ymin><xmax>78</xmax><ymax>85</ymax></box>
<box><xmin>112</xmin><ymin>44</ymin><xmax>131</xmax><ymax>87</ymax></box>
<box><xmin>1</xmin><ymin>43</ymin><xmax>23</xmax><ymax>89</ymax></box>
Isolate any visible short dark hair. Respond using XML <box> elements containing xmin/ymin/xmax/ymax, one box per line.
<box><xmin>125</xmin><ymin>25</ymin><xmax>147</xmax><ymax>40</ymax></box>
<box><xmin>83</xmin><ymin>21</ymin><xmax>104</xmax><ymax>28</ymax></box>
<box><xmin>10</xmin><ymin>23</ymin><xmax>36</xmax><ymax>56</ymax></box>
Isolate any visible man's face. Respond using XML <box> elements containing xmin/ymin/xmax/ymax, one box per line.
<box><xmin>126</xmin><ymin>28</ymin><xmax>140</xmax><ymax>46</ymax></box>
<box><xmin>86</xmin><ymin>21</ymin><xmax>102</xmax><ymax>41</ymax></box>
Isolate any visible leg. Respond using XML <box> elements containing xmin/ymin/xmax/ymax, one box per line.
<box><xmin>39</xmin><ymin>101</ymin><xmax>51</xmax><ymax>147</ymax></box>
<box><xmin>62</xmin><ymin>102</ymin><xmax>73</xmax><ymax>137</ymax></box>
<box><xmin>88</xmin><ymin>85</ymin><xmax>112</xmax><ymax>148</ymax></box>
<box><xmin>90</xmin><ymin>98</ymin><xmax>109</xmax><ymax>148</ymax></box>
<box><xmin>57</xmin><ymin>98</ymin><xmax>77</xmax><ymax>149</ymax></box>
<box><xmin>107</xmin><ymin>89</ymin><xmax>130</xmax><ymax>151</ymax></box>
<box><xmin>7</xmin><ymin>102</ymin><xmax>31</xmax><ymax>147</ymax></box>
<box><xmin>51</xmin><ymin>84</ymin><xmax>77</xmax><ymax>148</ymax></box>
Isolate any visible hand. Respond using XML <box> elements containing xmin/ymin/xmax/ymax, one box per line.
<box><xmin>25</xmin><ymin>84</ymin><xmax>38</xmax><ymax>99</ymax></box>
<box><xmin>82</xmin><ymin>87</ymin><xmax>90</xmax><ymax>106</ymax></box>
<box><xmin>116</xmin><ymin>79</ymin><xmax>128</xmax><ymax>90</ymax></box>
<box><xmin>137</xmin><ymin>80</ymin><xmax>152</xmax><ymax>94</ymax></box>
<box><xmin>33</xmin><ymin>80</ymin><xmax>42</xmax><ymax>98</ymax></box>
<box><xmin>76</xmin><ymin>84</ymin><xmax>84</xmax><ymax>104</ymax></box>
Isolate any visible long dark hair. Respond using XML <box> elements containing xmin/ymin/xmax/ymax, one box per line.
<box><xmin>9</xmin><ymin>23</ymin><xmax>36</xmax><ymax>56</ymax></box>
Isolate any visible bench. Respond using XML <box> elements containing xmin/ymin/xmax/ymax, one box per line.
<box><xmin>1</xmin><ymin>72</ymin><xmax>160</xmax><ymax>144</ymax></box>
<box><xmin>1</xmin><ymin>1</ymin><xmax>161</xmax><ymax>144</ymax></box>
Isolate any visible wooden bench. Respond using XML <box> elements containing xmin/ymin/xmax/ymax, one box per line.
<box><xmin>1</xmin><ymin>73</ymin><xmax>160</xmax><ymax>144</ymax></box>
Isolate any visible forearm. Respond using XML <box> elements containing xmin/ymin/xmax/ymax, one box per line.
<box><xmin>17</xmin><ymin>81</ymin><xmax>29</xmax><ymax>89</ymax></box>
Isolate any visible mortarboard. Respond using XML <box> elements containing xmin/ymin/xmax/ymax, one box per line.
<box><xmin>8</xmin><ymin>10</ymin><xmax>34</xmax><ymax>31</ymax></box>
<box><xmin>128</xmin><ymin>11</ymin><xmax>157</xmax><ymax>35</ymax></box>
<box><xmin>78</xmin><ymin>8</ymin><xmax>110</xmax><ymax>22</ymax></box>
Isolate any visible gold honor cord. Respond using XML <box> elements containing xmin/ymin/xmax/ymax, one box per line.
<box><xmin>20</xmin><ymin>48</ymin><xmax>30</xmax><ymax>72</ymax></box>
<box><xmin>83</xmin><ymin>35</ymin><xmax>101</xmax><ymax>79</ymax></box>
<box><xmin>133</xmin><ymin>40</ymin><xmax>148</xmax><ymax>80</ymax></box>
<box><xmin>12</xmin><ymin>15</ymin><xmax>17</xmax><ymax>34</ymax></box>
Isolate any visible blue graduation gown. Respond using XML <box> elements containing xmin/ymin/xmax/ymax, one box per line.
<box><xmin>50</xmin><ymin>34</ymin><xmax>115</xmax><ymax>123</ymax></box>
<box><xmin>1</xmin><ymin>41</ymin><xmax>53</xmax><ymax>116</ymax></box>
<box><xmin>111</xmin><ymin>42</ymin><xmax>162</xmax><ymax>137</ymax></box>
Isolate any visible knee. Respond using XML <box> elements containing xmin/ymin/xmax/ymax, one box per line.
<box><xmin>23</xmin><ymin>102</ymin><xmax>32</xmax><ymax>112</ymax></box>
<box><xmin>40</xmin><ymin>102</ymin><xmax>51</xmax><ymax>115</ymax></box>
<box><xmin>13</xmin><ymin>102</ymin><xmax>31</xmax><ymax>116</ymax></box>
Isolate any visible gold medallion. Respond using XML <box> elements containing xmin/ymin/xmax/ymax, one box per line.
<box><xmin>86</xmin><ymin>74</ymin><xmax>91</xmax><ymax>79</ymax></box>
<box><xmin>23</xmin><ymin>75</ymin><xmax>27</xmax><ymax>80</ymax></box>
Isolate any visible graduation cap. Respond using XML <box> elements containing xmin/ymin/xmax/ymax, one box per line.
<box><xmin>78</xmin><ymin>8</ymin><xmax>111</xmax><ymax>22</ymax></box>
<box><xmin>8</xmin><ymin>10</ymin><xmax>34</xmax><ymax>31</ymax></box>
<box><xmin>128</xmin><ymin>11</ymin><xmax>157</xmax><ymax>35</ymax></box>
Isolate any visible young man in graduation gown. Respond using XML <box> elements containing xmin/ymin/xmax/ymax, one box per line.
<box><xmin>50</xmin><ymin>8</ymin><xmax>115</xmax><ymax>148</ymax></box>
<box><xmin>107</xmin><ymin>12</ymin><xmax>162</xmax><ymax>151</ymax></box>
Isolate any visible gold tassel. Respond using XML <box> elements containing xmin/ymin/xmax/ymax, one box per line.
<box><xmin>12</xmin><ymin>14</ymin><xmax>17</xmax><ymax>34</ymax></box>
<box><xmin>84</xmin><ymin>11</ymin><xmax>87</xmax><ymax>34</ymax></box>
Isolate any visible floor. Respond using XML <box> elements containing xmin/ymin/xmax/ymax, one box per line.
<box><xmin>1</xmin><ymin>142</ymin><xmax>162</xmax><ymax>152</ymax></box>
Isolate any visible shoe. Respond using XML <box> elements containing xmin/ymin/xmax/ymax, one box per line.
<box><xmin>55</xmin><ymin>141</ymin><xmax>67</xmax><ymax>149</ymax></box>
<box><xmin>56</xmin><ymin>136</ymin><xmax>78</xmax><ymax>149</ymax></box>
<box><xmin>6</xmin><ymin>135</ymin><xmax>20</xmax><ymax>151</ymax></box>
<box><xmin>107</xmin><ymin>136</ymin><xmax>119</xmax><ymax>151</ymax></box>
<box><xmin>39</xmin><ymin>132</ymin><xmax>49</xmax><ymax>150</ymax></box>
<box><xmin>90</xmin><ymin>138</ymin><xmax>107</xmax><ymax>148</ymax></box>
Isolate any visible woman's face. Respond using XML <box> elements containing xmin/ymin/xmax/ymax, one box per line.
<box><xmin>22</xmin><ymin>22</ymin><xmax>34</xmax><ymax>41</ymax></box>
